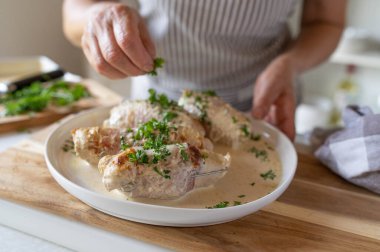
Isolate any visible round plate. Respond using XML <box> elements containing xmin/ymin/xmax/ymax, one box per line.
<box><xmin>45</xmin><ymin>106</ymin><xmax>297</xmax><ymax>227</ymax></box>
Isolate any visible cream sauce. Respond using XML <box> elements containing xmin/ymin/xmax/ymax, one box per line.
<box><xmin>63</xmin><ymin>139</ymin><xmax>281</xmax><ymax>209</ymax></box>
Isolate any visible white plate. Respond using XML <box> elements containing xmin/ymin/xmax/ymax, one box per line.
<box><xmin>45</xmin><ymin>107</ymin><xmax>297</xmax><ymax>227</ymax></box>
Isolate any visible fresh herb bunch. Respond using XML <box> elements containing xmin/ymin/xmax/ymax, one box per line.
<box><xmin>148</xmin><ymin>88</ymin><xmax>177</xmax><ymax>109</ymax></box>
<box><xmin>1</xmin><ymin>80</ymin><xmax>89</xmax><ymax>116</ymax></box>
<box><xmin>148</xmin><ymin>57</ymin><xmax>165</xmax><ymax>76</ymax></box>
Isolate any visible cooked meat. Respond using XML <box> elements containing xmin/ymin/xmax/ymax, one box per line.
<box><xmin>98</xmin><ymin>143</ymin><xmax>230</xmax><ymax>199</ymax></box>
<box><xmin>178</xmin><ymin>90</ymin><xmax>261</xmax><ymax>148</ymax></box>
<box><xmin>72</xmin><ymin>123</ymin><xmax>213</xmax><ymax>166</ymax></box>
<box><xmin>103</xmin><ymin>100</ymin><xmax>206</xmax><ymax>137</ymax></box>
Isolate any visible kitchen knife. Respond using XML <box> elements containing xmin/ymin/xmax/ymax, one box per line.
<box><xmin>0</xmin><ymin>68</ymin><xmax>65</xmax><ymax>94</ymax></box>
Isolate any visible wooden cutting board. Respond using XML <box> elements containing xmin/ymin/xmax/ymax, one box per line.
<box><xmin>0</xmin><ymin>79</ymin><xmax>122</xmax><ymax>133</ymax></box>
<box><xmin>0</xmin><ymin>124</ymin><xmax>380</xmax><ymax>251</ymax></box>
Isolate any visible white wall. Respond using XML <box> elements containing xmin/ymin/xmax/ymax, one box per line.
<box><xmin>0</xmin><ymin>0</ymin><xmax>84</xmax><ymax>75</ymax></box>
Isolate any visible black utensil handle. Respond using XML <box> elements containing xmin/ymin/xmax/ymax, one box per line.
<box><xmin>11</xmin><ymin>69</ymin><xmax>66</xmax><ymax>90</ymax></box>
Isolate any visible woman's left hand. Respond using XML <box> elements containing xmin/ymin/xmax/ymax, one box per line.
<box><xmin>252</xmin><ymin>55</ymin><xmax>296</xmax><ymax>140</ymax></box>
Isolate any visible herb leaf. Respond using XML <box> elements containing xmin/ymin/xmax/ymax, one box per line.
<box><xmin>206</xmin><ymin>201</ymin><xmax>229</xmax><ymax>209</ymax></box>
<box><xmin>153</xmin><ymin>166</ymin><xmax>171</xmax><ymax>179</ymax></box>
<box><xmin>148</xmin><ymin>57</ymin><xmax>165</xmax><ymax>76</ymax></box>
<box><xmin>260</xmin><ymin>169</ymin><xmax>276</xmax><ymax>180</ymax></box>
<box><xmin>249</xmin><ymin>146</ymin><xmax>268</xmax><ymax>161</ymax></box>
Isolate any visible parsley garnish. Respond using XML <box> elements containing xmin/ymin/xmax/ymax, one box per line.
<box><xmin>206</xmin><ymin>201</ymin><xmax>229</xmax><ymax>209</ymax></box>
<box><xmin>238</xmin><ymin>195</ymin><xmax>246</xmax><ymax>198</ymax></box>
<box><xmin>163</xmin><ymin>111</ymin><xmax>178</xmax><ymax>122</ymax></box>
<box><xmin>128</xmin><ymin>149</ymin><xmax>149</xmax><ymax>164</ymax></box>
<box><xmin>233</xmin><ymin>201</ymin><xmax>242</xmax><ymax>206</ymax></box>
<box><xmin>120</xmin><ymin>136</ymin><xmax>129</xmax><ymax>151</ymax></box>
<box><xmin>260</xmin><ymin>169</ymin><xmax>276</xmax><ymax>180</ymax></box>
<box><xmin>240</xmin><ymin>125</ymin><xmax>250</xmax><ymax>137</ymax></box>
<box><xmin>148</xmin><ymin>89</ymin><xmax>176</xmax><ymax>109</ymax></box>
<box><xmin>249</xmin><ymin>146</ymin><xmax>268</xmax><ymax>161</ymax></box>
<box><xmin>201</xmin><ymin>90</ymin><xmax>217</xmax><ymax>97</ymax></box>
<box><xmin>61</xmin><ymin>139</ymin><xmax>74</xmax><ymax>153</ymax></box>
<box><xmin>177</xmin><ymin>144</ymin><xmax>189</xmax><ymax>161</ymax></box>
<box><xmin>148</xmin><ymin>57</ymin><xmax>165</xmax><ymax>76</ymax></box>
<box><xmin>232</xmin><ymin>116</ymin><xmax>238</xmax><ymax>123</ymax></box>
<box><xmin>153</xmin><ymin>166</ymin><xmax>171</xmax><ymax>179</ymax></box>
<box><xmin>250</xmin><ymin>133</ymin><xmax>261</xmax><ymax>141</ymax></box>
<box><xmin>250</xmin><ymin>182</ymin><xmax>256</xmax><ymax>186</ymax></box>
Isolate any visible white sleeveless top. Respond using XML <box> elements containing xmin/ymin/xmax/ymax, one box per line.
<box><xmin>130</xmin><ymin>0</ymin><xmax>297</xmax><ymax>110</ymax></box>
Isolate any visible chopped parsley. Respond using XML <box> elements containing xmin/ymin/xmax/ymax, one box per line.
<box><xmin>120</xmin><ymin>136</ymin><xmax>129</xmax><ymax>151</ymax></box>
<box><xmin>184</xmin><ymin>90</ymin><xmax>193</xmax><ymax>98</ymax></box>
<box><xmin>232</xmin><ymin>116</ymin><xmax>238</xmax><ymax>124</ymax></box>
<box><xmin>201</xmin><ymin>90</ymin><xmax>217</xmax><ymax>97</ymax></box>
<box><xmin>153</xmin><ymin>166</ymin><xmax>171</xmax><ymax>179</ymax></box>
<box><xmin>128</xmin><ymin>149</ymin><xmax>149</xmax><ymax>164</ymax></box>
<box><xmin>148</xmin><ymin>57</ymin><xmax>165</xmax><ymax>76</ymax></box>
<box><xmin>250</xmin><ymin>133</ymin><xmax>261</xmax><ymax>141</ymax></box>
<box><xmin>152</xmin><ymin>146</ymin><xmax>171</xmax><ymax>164</ymax></box>
<box><xmin>1</xmin><ymin>80</ymin><xmax>89</xmax><ymax>116</ymax></box>
<box><xmin>163</xmin><ymin>111</ymin><xmax>178</xmax><ymax>122</ymax></box>
<box><xmin>240</xmin><ymin>124</ymin><xmax>250</xmax><ymax>137</ymax></box>
<box><xmin>250</xmin><ymin>182</ymin><xmax>256</xmax><ymax>186</ymax></box>
<box><xmin>238</xmin><ymin>195</ymin><xmax>246</xmax><ymax>198</ymax></box>
<box><xmin>260</xmin><ymin>169</ymin><xmax>276</xmax><ymax>180</ymax></box>
<box><xmin>233</xmin><ymin>201</ymin><xmax>242</xmax><ymax>206</ymax></box>
<box><xmin>206</xmin><ymin>201</ymin><xmax>229</xmax><ymax>209</ymax></box>
<box><xmin>61</xmin><ymin>139</ymin><xmax>74</xmax><ymax>153</ymax></box>
<box><xmin>249</xmin><ymin>146</ymin><xmax>268</xmax><ymax>161</ymax></box>
<box><xmin>148</xmin><ymin>89</ymin><xmax>176</xmax><ymax>109</ymax></box>
<box><xmin>177</xmin><ymin>144</ymin><xmax>189</xmax><ymax>161</ymax></box>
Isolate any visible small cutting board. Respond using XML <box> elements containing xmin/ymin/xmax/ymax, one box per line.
<box><xmin>0</xmin><ymin>79</ymin><xmax>122</xmax><ymax>133</ymax></box>
<box><xmin>0</xmin><ymin>123</ymin><xmax>380</xmax><ymax>251</ymax></box>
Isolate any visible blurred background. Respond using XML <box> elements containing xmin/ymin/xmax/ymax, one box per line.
<box><xmin>1</xmin><ymin>0</ymin><xmax>380</xmax><ymax>134</ymax></box>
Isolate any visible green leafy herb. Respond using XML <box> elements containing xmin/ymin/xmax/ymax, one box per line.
<box><xmin>201</xmin><ymin>90</ymin><xmax>217</xmax><ymax>97</ymax></box>
<box><xmin>163</xmin><ymin>111</ymin><xmax>178</xmax><ymax>122</ymax></box>
<box><xmin>148</xmin><ymin>89</ymin><xmax>176</xmax><ymax>109</ymax></box>
<box><xmin>184</xmin><ymin>90</ymin><xmax>193</xmax><ymax>98</ymax></box>
<box><xmin>206</xmin><ymin>201</ymin><xmax>229</xmax><ymax>209</ymax></box>
<box><xmin>238</xmin><ymin>195</ymin><xmax>246</xmax><ymax>198</ymax></box>
<box><xmin>250</xmin><ymin>133</ymin><xmax>261</xmax><ymax>141</ymax></box>
<box><xmin>232</xmin><ymin>116</ymin><xmax>238</xmax><ymax>124</ymax></box>
<box><xmin>177</xmin><ymin>144</ymin><xmax>189</xmax><ymax>161</ymax></box>
<box><xmin>1</xmin><ymin>80</ymin><xmax>89</xmax><ymax>116</ymax></box>
<box><xmin>148</xmin><ymin>57</ymin><xmax>165</xmax><ymax>76</ymax></box>
<box><xmin>260</xmin><ymin>169</ymin><xmax>276</xmax><ymax>180</ymax></box>
<box><xmin>249</xmin><ymin>146</ymin><xmax>268</xmax><ymax>161</ymax></box>
<box><xmin>233</xmin><ymin>201</ymin><xmax>242</xmax><ymax>206</ymax></box>
<box><xmin>240</xmin><ymin>124</ymin><xmax>250</xmax><ymax>137</ymax></box>
<box><xmin>120</xmin><ymin>136</ymin><xmax>130</xmax><ymax>151</ymax></box>
<box><xmin>61</xmin><ymin>139</ymin><xmax>74</xmax><ymax>153</ymax></box>
<box><xmin>152</xmin><ymin>146</ymin><xmax>171</xmax><ymax>164</ymax></box>
<box><xmin>128</xmin><ymin>149</ymin><xmax>149</xmax><ymax>164</ymax></box>
<box><xmin>153</xmin><ymin>166</ymin><xmax>171</xmax><ymax>179</ymax></box>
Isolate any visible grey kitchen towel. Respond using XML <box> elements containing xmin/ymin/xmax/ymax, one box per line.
<box><xmin>315</xmin><ymin>105</ymin><xmax>380</xmax><ymax>194</ymax></box>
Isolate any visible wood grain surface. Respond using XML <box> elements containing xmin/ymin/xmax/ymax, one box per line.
<box><xmin>0</xmin><ymin>79</ymin><xmax>122</xmax><ymax>133</ymax></box>
<box><xmin>0</xmin><ymin>124</ymin><xmax>380</xmax><ymax>251</ymax></box>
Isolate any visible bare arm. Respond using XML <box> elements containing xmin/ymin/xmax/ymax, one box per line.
<box><xmin>252</xmin><ymin>0</ymin><xmax>346</xmax><ymax>139</ymax></box>
<box><xmin>63</xmin><ymin>0</ymin><xmax>155</xmax><ymax>79</ymax></box>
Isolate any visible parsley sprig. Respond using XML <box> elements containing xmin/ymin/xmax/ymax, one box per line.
<box><xmin>148</xmin><ymin>57</ymin><xmax>165</xmax><ymax>76</ymax></box>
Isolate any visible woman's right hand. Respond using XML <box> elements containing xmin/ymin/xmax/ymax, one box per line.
<box><xmin>82</xmin><ymin>2</ymin><xmax>156</xmax><ymax>79</ymax></box>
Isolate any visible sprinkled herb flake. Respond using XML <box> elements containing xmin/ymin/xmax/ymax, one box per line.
<box><xmin>233</xmin><ymin>201</ymin><xmax>242</xmax><ymax>206</ymax></box>
<box><xmin>62</xmin><ymin>139</ymin><xmax>74</xmax><ymax>153</ymax></box>
<box><xmin>184</xmin><ymin>90</ymin><xmax>193</xmax><ymax>98</ymax></box>
<box><xmin>240</xmin><ymin>124</ymin><xmax>250</xmax><ymax>137</ymax></box>
<box><xmin>128</xmin><ymin>149</ymin><xmax>149</xmax><ymax>164</ymax></box>
<box><xmin>163</xmin><ymin>111</ymin><xmax>178</xmax><ymax>122</ymax></box>
<box><xmin>120</xmin><ymin>136</ymin><xmax>129</xmax><ymax>151</ymax></box>
<box><xmin>250</xmin><ymin>182</ymin><xmax>256</xmax><ymax>186</ymax></box>
<box><xmin>153</xmin><ymin>166</ymin><xmax>171</xmax><ymax>179</ymax></box>
<box><xmin>260</xmin><ymin>169</ymin><xmax>276</xmax><ymax>180</ymax></box>
<box><xmin>202</xmin><ymin>90</ymin><xmax>217</xmax><ymax>97</ymax></box>
<box><xmin>148</xmin><ymin>89</ymin><xmax>176</xmax><ymax>109</ymax></box>
<box><xmin>232</xmin><ymin>116</ymin><xmax>238</xmax><ymax>124</ymax></box>
<box><xmin>177</xmin><ymin>144</ymin><xmax>189</xmax><ymax>161</ymax></box>
<box><xmin>148</xmin><ymin>57</ymin><xmax>165</xmax><ymax>76</ymax></box>
<box><xmin>238</xmin><ymin>195</ymin><xmax>246</xmax><ymax>198</ymax></box>
<box><xmin>249</xmin><ymin>146</ymin><xmax>268</xmax><ymax>162</ymax></box>
<box><xmin>250</xmin><ymin>133</ymin><xmax>261</xmax><ymax>141</ymax></box>
<box><xmin>206</xmin><ymin>201</ymin><xmax>229</xmax><ymax>209</ymax></box>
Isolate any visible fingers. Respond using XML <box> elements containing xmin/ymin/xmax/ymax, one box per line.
<box><xmin>274</xmin><ymin>91</ymin><xmax>296</xmax><ymax>140</ymax></box>
<box><xmin>139</xmin><ymin>21</ymin><xmax>156</xmax><ymax>58</ymax></box>
<box><xmin>82</xmin><ymin>33</ymin><xmax>127</xmax><ymax>79</ymax></box>
<box><xmin>96</xmin><ymin>22</ymin><xmax>144</xmax><ymax>76</ymax></box>
<box><xmin>113</xmin><ymin>9</ymin><xmax>154</xmax><ymax>72</ymax></box>
<box><xmin>252</xmin><ymin>72</ymin><xmax>282</xmax><ymax>120</ymax></box>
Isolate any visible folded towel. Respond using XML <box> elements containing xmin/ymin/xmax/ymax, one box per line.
<box><xmin>315</xmin><ymin>105</ymin><xmax>380</xmax><ymax>194</ymax></box>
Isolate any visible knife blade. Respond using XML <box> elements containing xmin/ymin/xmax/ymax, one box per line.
<box><xmin>0</xmin><ymin>69</ymin><xmax>65</xmax><ymax>94</ymax></box>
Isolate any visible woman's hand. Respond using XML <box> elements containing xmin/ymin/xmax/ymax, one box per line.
<box><xmin>82</xmin><ymin>2</ymin><xmax>156</xmax><ymax>79</ymax></box>
<box><xmin>252</xmin><ymin>55</ymin><xmax>296</xmax><ymax>140</ymax></box>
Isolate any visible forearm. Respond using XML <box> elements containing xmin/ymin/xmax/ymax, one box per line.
<box><xmin>280</xmin><ymin>22</ymin><xmax>344</xmax><ymax>75</ymax></box>
<box><xmin>63</xmin><ymin>0</ymin><xmax>117</xmax><ymax>47</ymax></box>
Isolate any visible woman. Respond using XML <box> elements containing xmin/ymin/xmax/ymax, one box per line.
<box><xmin>63</xmin><ymin>0</ymin><xmax>346</xmax><ymax>140</ymax></box>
